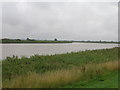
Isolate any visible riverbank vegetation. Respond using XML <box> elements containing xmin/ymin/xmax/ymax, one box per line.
<box><xmin>2</xmin><ymin>47</ymin><xmax>119</xmax><ymax>88</ymax></box>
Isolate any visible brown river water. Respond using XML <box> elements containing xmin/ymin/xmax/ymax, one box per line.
<box><xmin>0</xmin><ymin>43</ymin><xmax>118</xmax><ymax>60</ymax></box>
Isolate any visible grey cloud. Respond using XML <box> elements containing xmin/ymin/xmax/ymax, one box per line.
<box><xmin>2</xmin><ymin>2</ymin><xmax>118</xmax><ymax>41</ymax></box>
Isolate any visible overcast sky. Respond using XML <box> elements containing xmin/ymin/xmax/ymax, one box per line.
<box><xmin>2</xmin><ymin>2</ymin><xmax>118</xmax><ymax>41</ymax></box>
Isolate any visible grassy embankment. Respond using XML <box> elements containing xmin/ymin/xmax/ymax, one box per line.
<box><xmin>2</xmin><ymin>47</ymin><xmax>119</xmax><ymax>88</ymax></box>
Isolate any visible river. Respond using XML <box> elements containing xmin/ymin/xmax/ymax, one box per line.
<box><xmin>0</xmin><ymin>43</ymin><xmax>118</xmax><ymax>60</ymax></box>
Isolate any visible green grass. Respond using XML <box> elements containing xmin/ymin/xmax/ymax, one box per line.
<box><xmin>63</xmin><ymin>71</ymin><xmax>118</xmax><ymax>88</ymax></box>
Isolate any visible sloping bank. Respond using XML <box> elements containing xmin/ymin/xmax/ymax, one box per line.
<box><xmin>2</xmin><ymin>47</ymin><xmax>119</xmax><ymax>88</ymax></box>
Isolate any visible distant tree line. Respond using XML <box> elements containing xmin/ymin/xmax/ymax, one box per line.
<box><xmin>0</xmin><ymin>38</ymin><xmax>119</xmax><ymax>44</ymax></box>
